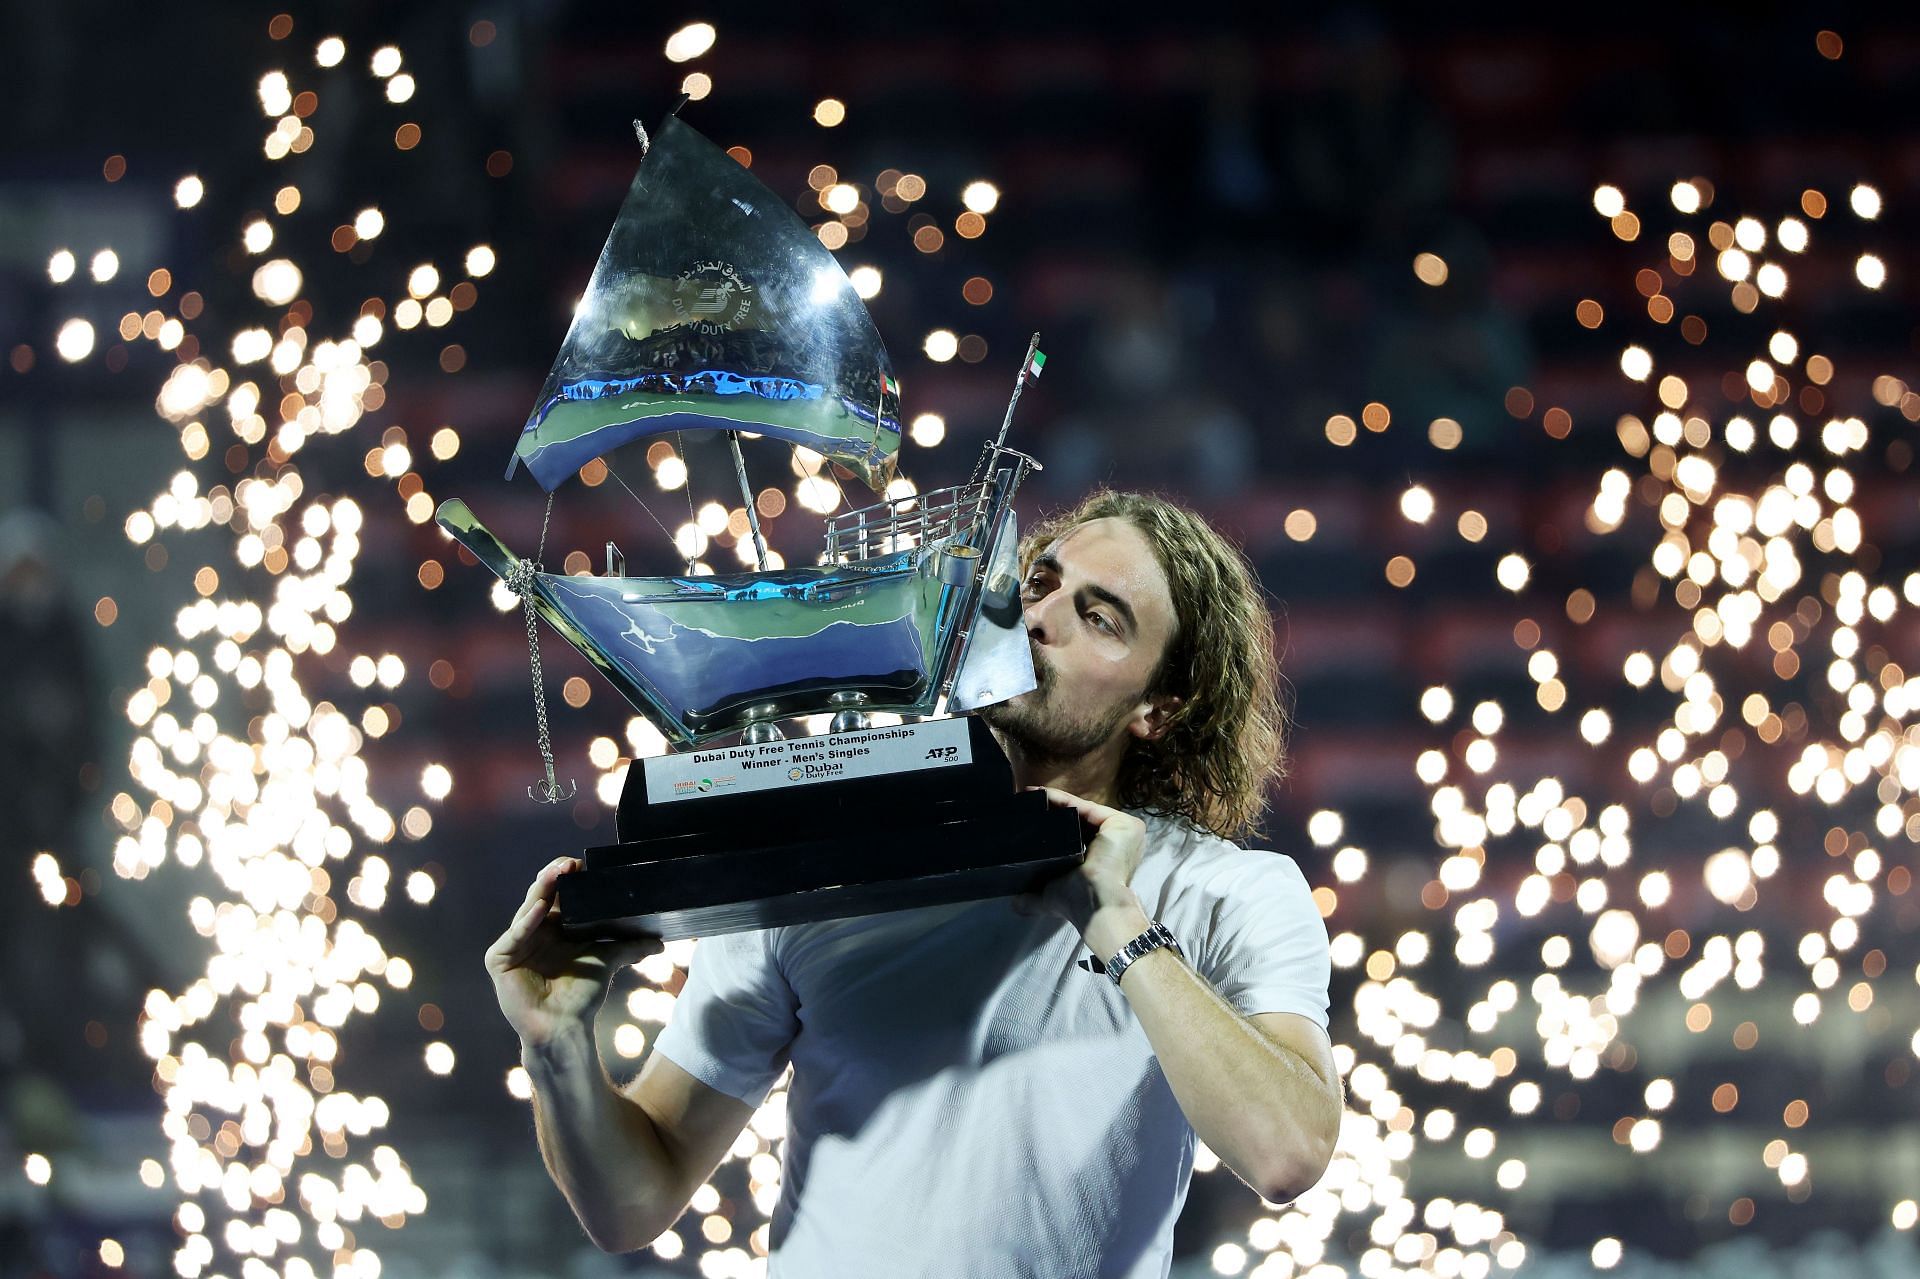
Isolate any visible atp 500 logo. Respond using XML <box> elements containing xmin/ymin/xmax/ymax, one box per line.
<box><xmin>925</xmin><ymin>746</ymin><xmax>960</xmax><ymax>762</ymax></box>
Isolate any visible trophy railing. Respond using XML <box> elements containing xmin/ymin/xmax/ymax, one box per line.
<box><xmin>823</xmin><ymin>479</ymin><xmax>995</xmax><ymax>564</ymax></box>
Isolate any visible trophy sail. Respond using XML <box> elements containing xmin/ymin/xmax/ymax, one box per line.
<box><xmin>507</xmin><ymin>115</ymin><xmax>901</xmax><ymax>494</ymax></box>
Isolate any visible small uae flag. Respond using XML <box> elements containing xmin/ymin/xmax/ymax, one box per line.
<box><xmin>881</xmin><ymin>372</ymin><xmax>900</xmax><ymax>398</ymax></box>
<box><xmin>1025</xmin><ymin>348</ymin><xmax>1047</xmax><ymax>380</ymax></box>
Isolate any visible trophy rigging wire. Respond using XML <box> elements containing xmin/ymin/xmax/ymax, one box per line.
<box><xmin>676</xmin><ymin>430</ymin><xmax>698</xmax><ymax>569</ymax></box>
<box><xmin>596</xmin><ymin>428</ymin><xmax>883</xmax><ymax>577</ymax></box>
<box><xmin>604</xmin><ymin>458</ymin><xmax>698</xmax><ymax>573</ymax></box>
<box><xmin>798</xmin><ymin>438</ymin><xmax>852</xmax><ymax>517</ymax></box>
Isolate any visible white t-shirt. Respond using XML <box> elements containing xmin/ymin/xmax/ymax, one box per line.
<box><xmin>651</xmin><ymin>811</ymin><xmax>1331</xmax><ymax>1279</ymax></box>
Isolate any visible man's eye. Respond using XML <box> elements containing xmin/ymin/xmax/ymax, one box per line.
<box><xmin>1087</xmin><ymin>611</ymin><xmax>1114</xmax><ymax>634</ymax></box>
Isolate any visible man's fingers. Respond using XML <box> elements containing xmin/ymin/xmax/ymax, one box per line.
<box><xmin>1031</xmin><ymin>786</ymin><xmax>1122</xmax><ymax>826</ymax></box>
<box><xmin>492</xmin><ymin>858</ymin><xmax>639</xmax><ymax>980</ymax></box>
<box><xmin>494</xmin><ymin>897</ymin><xmax>551</xmax><ymax>967</ymax></box>
<box><xmin>518</xmin><ymin>895</ymin><xmax>551</xmax><ymax>934</ymax></box>
<box><xmin>507</xmin><ymin>890</ymin><xmax>543</xmax><ymax>932</ymax></box>
<box><xmin>515</xmin><ymin>855</ymin><xmax>576</xmax><ymax>915</ymax></box>
<box><xmin>605</xmin><ymin>935</ymin><xmax>665</xmax><ymax>969</ymax></box>
<box><xmin>503</xmin><ymin>881</ymin><xmax>556</xmax><ymax>943</ymax></box>
<box><xmin>503</xmin><ymin>855</ymin><xmax>580</xmax><ymax>945</ymax></box>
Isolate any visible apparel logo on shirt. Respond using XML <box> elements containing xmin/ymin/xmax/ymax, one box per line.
<box><xmin>1075</xmin><ymin>955</ymin><xmax>1107</xmax><ymax>975</ymax></box>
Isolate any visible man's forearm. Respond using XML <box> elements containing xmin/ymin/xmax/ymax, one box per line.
<box><xmin>1087</xmin><ymin>904</ymin><xmax>1340</xmax><ymax>1202</ymax></box>
<box><xmin>523</xmin><ymin>1025</ymin><xmax>687</xmax><ymax>1252</ymax></box>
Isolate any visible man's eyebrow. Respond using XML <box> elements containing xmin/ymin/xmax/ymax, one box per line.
<box><xmin>1083</xmin><ymin>583</ymin><xmax>1137</xmax><ymax>636</ymax></box>
<box><xmin>1032</xmin><ymin>553</ymin><xmax>1137</xmax><ymax>635</ymax></box>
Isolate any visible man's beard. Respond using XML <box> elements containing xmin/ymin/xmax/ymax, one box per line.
<box><xmin>980</xmin><ymin>646</ymin><xmax>1141</xmax><ymax>766</ymax></box>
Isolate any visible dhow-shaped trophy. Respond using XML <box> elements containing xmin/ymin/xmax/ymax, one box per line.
<box><xmin>437</xmin><ymin>111</ymin><xmax>1084</xmax><ymax>939</ymax></box>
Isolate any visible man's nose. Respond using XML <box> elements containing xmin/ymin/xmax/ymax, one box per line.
<box><xmin>1024</xmin><ymin>588</ymin><xmax>1064</xmax><ymax>644</ymax></box>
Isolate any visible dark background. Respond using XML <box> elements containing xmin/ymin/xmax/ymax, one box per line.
<box><xmin>2</xmin><ymin>4</ymin><xmax>1918</xmax><ymax>1276</ymax></box>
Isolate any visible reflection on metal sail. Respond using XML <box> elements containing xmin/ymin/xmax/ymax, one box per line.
<box><xmin>507</xmin><ymin>115</ymin><xmax>902</xmax><ymax>493</ymax></box>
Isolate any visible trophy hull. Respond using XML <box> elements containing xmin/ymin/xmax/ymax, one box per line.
<box><xmin>541</xmin><ymin>560</ymin><xmax>945</xmax><ymax>734</ymax></box>
<box><xmin>555</xmin><ymin>717</ymin><xmax>1087</xmax><ymax>940</ymax></box>
<box><xmin>437</xmin><ymin>491</ymin><xmax>1035</xmax><ymax>746</ymax></box>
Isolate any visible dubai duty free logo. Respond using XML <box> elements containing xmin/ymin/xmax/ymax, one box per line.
<box><xmin>670</xmin><ymin>260</ymin><xmax>755</xmax><ymax>333</ymax></box>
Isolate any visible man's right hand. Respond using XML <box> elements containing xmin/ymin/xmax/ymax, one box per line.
<box><xmin>487</xmin><ymin>855</ymin><xmax>664</xmax><ymax>1047</ymax></box>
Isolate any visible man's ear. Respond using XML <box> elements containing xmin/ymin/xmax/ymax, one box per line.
<box><xmin>1129</xmin><ymin>694</ymin><xmax>1184</xmax><ymax>742</ymax></box>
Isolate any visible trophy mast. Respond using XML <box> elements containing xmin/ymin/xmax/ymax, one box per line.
<box><xmin>931</xmin><ymin>333</ymin><xmax>1045</xmax><ymax>709</ymax></box>
<box><xmin>968</xmin><ymin>331</ymin><xmax>1045</xmax><ymax>520</ymax></box>
<box><xmin>727</xmin><ymin>431</ymin><xmax>771</xmax><ymax>571</ymax></box>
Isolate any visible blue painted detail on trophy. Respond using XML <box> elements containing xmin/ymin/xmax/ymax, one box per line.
<box><xmin>552</xmin><ymin>369</ymin><xmax>828</xmax><ymax>409</ymax></box>
<box><xmin>514</xmin><ymin>405</ymin><xmax>894</xmax><ymax>493</ymax></box>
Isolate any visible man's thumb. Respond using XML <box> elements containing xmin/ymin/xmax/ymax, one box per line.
<box><xmin>606</xmin><ymin>935</ymin><xmax>665</xmax><ymax>969</ymax></box>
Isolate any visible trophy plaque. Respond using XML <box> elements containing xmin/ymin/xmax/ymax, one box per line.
<box><xmin>437</xmin><ymin>109</ymin><xmax>1084</xmax><ymax>940</ymax></box>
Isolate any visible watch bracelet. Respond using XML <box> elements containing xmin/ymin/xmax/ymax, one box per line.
<box><xmin>1105</xmin><ymin>920</ymin><xmax>1181</xmax><ymax>987</ymax></box>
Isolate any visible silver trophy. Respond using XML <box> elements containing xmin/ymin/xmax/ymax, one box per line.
<box><xmin>438</xmin><ymin>111</ymin><xmax>1082</xmax><ymax>939</ymax></box>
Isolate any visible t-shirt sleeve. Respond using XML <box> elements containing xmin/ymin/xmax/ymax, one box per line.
<box><xmin>1198</xmin><ymin>852</ymin><xmax>1331</xmax><ymax>1030</ymax></box>
<box><xmin>650</xmin><ymin>929</ymin><xmax>799</xmax><ymax>1106</ymax></box>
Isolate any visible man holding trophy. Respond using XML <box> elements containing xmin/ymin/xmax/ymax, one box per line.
<box><xmin>459</xmin><ymin>113</ymin><xmax>1340</xmax><ymax>1275</ymax></box>
<box><xmin>488</xmin><ymin>489</ymin><xmax>1340</xmax><ymax>1274</ymax></box>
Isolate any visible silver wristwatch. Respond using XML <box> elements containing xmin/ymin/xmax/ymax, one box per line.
<box><xmin>1104</xmin><ymin>920</ymin><xmax>1182</xmax><ymax>987</ymax></box>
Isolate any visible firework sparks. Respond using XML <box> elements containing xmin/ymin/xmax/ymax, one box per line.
<box><xmin>1223</xmin><ymin>174</ymin><xmax>1918</xmax><ymax>1275</ymax></box>
<box><xmin>56</xmin><ymin>22</ymin><xmax>521</xmax><ymax>1279</ymax></box>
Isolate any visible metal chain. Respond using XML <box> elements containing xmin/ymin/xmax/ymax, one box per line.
<box><xmin>606</xmin><ymin>460</ymin><xmax>692</xmax><ymax>566</ymax></box>
<box><xmin>512</xmin><ymin>493</ymin><xmax>574</xmax><ymax>804</ymax></box>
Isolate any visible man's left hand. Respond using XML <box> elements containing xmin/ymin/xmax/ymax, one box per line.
<box><xmin>1012</xmin><ymin>788</ymin><xmax>1151</xmax><ymax>949</ymax></box>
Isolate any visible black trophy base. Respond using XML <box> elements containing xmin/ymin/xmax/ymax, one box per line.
<box><xmin>556</xmin><ymin>717</ymin><xmax>1087</xmax><ymax>941</ymax></box>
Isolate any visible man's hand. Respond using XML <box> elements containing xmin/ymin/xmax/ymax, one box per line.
<box><xmin>487</xmin><ymin>856</ymin><xmax>663</xmax><ymax>1048</ymax></box>
<box><xmin>1012</xmin><ymin>788</ymin><xmax>1151</xmax><ymax>951</ymax></box>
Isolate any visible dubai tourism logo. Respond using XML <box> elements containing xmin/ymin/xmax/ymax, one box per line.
<box><xmin>671</xmin><ymin>260</ymin><xmax>755</xmax><ymax>333</ymax></box>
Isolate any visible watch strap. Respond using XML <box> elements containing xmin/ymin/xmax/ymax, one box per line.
<box><xmin>1105</xmin><ymin>920</ymin><xmax>1181</xmax><ymax>987</ymax></box>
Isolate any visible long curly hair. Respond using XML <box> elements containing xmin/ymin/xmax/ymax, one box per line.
<box><xmin>1017</xmin><ymin>490</ymin><xmax>1290</xmax><ymax>841</ymax></box>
